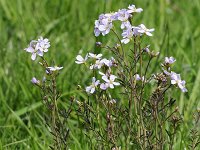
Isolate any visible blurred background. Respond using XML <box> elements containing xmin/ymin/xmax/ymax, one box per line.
<box><xmin>0</xmin><ymin>0</ymin><xmax>200</xmax><ymax>149</ymax></box>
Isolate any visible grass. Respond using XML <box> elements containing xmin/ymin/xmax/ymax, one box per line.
<box><xmin>0</xmin><ymin>0</ymin><xmax>200</xmax><ymax>149</ymax></box>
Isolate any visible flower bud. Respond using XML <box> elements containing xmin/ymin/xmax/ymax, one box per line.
<box><xmin>31</xmin><ymin>77</ymin><xmax>40</xmax><ymax>85</ymax></box>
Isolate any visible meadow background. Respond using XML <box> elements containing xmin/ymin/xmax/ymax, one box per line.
<box><xmin>0</xmin><ymin>0</ymin><xmax>200</xmax><ymax>149</ymax></box>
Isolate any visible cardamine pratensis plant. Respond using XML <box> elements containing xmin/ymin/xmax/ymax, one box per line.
<box><xmin>24</xmin><ymin>37</ymin><xmax>72</xmax><ymax>149</ymax></box>
<box><xmin>75</xmin><ymin>4</ymin><xmax>188</xmax><ymax>150</ymax></box>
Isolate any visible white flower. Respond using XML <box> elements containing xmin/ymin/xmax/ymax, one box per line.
<box><xmin>137</xmin><ymin>24</ymin><xmax>155</xmax><ymax>36</ymax></box>
<box><xmin>86</xmin><ymin>77</ymin><xmax>100</xmax><ymax>94</ymax></box>
<box><xmin>75</xmin><ymin>54</ymin><xmax>88</xmax><ymax>64</ymax></box>
<box><xmin>88</xmin><ymin>53</ymin><xmax>102</xmax><ymax>59</ymax></box>
<box><xmin>165</xmin><ymin>57</ymin><xmax>176</xmax><ymax>65</ymax></box>
<box><xmin>127</xmin><ymin>5</ymin><xmax>143</xmax><ymax>13</ymax></box>
<box><xmin>102</xmin><ymin>75</ymin><xmax>120</xmax><ymax>89</ymax></box>
<box><xmin>47</xmin><ymin>66</ymin><xmax>63</xmax><ymax>71</ymax></box>
<box><xmin>170</xmin><ymin>72</ymin><xmax>187</xmax><ymax>92</ymax></box>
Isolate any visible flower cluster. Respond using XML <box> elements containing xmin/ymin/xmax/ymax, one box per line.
<box><xmin>24</xmin><ymin>37</ymin><xmax>50</xmax><ymax>60</ymax></box>
<box><xmin>24</xmin><ymin>37</ymin><xmax>63</xmax><ymax>84</ymax></box>
<box><xmin>75</xmin><ymin>53</ymin><xmax>120</xmax><ymax>94</ymax></box>
<box><xmin>94</xmin><ymin>5</ymin><xmax>154</xmax><ymax>44</ymax></box>
<box><xmin>161</xmin><ymin>56</ymin><xmax>187</xmax><ymax>92</ymax></box>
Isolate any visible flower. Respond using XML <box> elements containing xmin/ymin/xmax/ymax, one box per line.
<box><xmin>120</xmin><ymin>21</ymin><xmax>131</xmax><ymax>29</ymax></box>
<box><xmin>88</xmin><ymin>53</ymin><xmax>102</xmax><ymax>59</ymax></box>
<box><xmin>31</xmin><ymin>77</ymin><xmax>40</xmax><ymax>85</ymax></box>
<box><xmin>170</xmin><ymin>72</ymin><xmax>187</xmax><ymax>92</ymax></box>
<box><xmin>101</xmin><ymin>57</ymin><xmax>116</xmax><ymax>67</ymax></box>
<box><xmin>143</xmin><ymin>45</ymin><xmax>150</xmax><ymax>53</ymax></box>
<box><xmin>134</xmin><ymin>74</ymin><xmax>141</xmax><ymax>80</ymax></box>
<box><xmin>35</xmin><ymin>37</ymin><xmax>50</xmax><ymax>53</ymax></box>
<box><xmin>137</xmin><ymin>24</ymin><xmax>155</xmax><ymax>36</ymax></box>
<box><xmin>100</xmin><ymin>83</ymin><xmax>109</xmax><ymax>90</ymax></box>
<box><xmin>127</xmin><ymin>5</ymin><xmax>143</xmax><ymax>13</ymax></box>
<box><xmin>75</xmin><ymin>54</ymin><xmax>88</xmax><ymax>64</ymax></box>
<box><xmin>90</xmin><ymin>59</ymin><xmax>104</xmax><ymax>69</ymax></box>
<box><xmin>47</xmin><ymin>66</ymin><xmax>63</xmax><ymax>71</ymax></box>
<box><xmin>25</xmin><ymin>37</ymin><xmax>50</xmax><ymax>60</ymax></box>
<box><xmin>86</xmin><ymin>77</ymin><xmax>100</xmax><ymax>94</ymax></box>
<box><xmin>117</xmin><ymin>9</ymin><xmax>131</xmax><ymax>22</ymax></box>
<box><xmin>121</xmin><ymin>26</ymin><xmax>134</xmax><ymax>44</ymax></box>
<box><xmin>24</xmin><ymin>40</ymin><xmax>39</xmax><ymax>60</ymax></box>
<box><xmin>94</xmin><ymin>13</ymin><xmax>116</xmax><ymax>36</ymax></box>
<box><xmin>102</xmin><ymin>74</ymin><xmax>120</xmax><ymax>89</ymax></box>
<box><xmin>165</xmin><ymin>57</ymin><xmax>176</xmax><ymax>65</ymax></box>
<box><xmin>134</xmin><ymin>74</ymin><xmax>145</xmax><ymax>82</ymax></box>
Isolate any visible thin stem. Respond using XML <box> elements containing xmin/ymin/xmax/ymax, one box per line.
<box><xmin>52</xmin><ymin>75</ymin><xmax>61</xmax><ymax>149</ymax></box>
<box><xmin>111</xmin><ymin>29</ymin><xmax>125</xmax><ymax>58</ymax></box>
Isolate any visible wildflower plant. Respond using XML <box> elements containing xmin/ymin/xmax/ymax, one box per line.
<box><xmin>24</xmin><ymin>37</ymin><xmax>72</xmax><ymax>149</ymax></box>
<box><xmin>24</xmin><ymin>4</ymin><xmax>196</xmax><ymax>150</ymax></box>
<box><xmin>76</xmin><ymin>4</ymin><xmax>188</xmax><ymax>149</ymax></box>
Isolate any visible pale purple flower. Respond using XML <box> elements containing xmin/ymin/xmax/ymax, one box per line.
<box><xmin>102</xmin><ymin>75</ymin><xmax>120</xmax><ymax>89</ymax></box>
<box><xmin>134</xmin><ymin>74</ymin><xmax>145</xmax><ymax>82</ymax></box>
<box><xmin>117</xmin><ymin>9</ymin><xmax>131</xmax><ymax>22</ymax></box>
<box><xmin>100</xmin><ymin>83</ymin><xmax>109</xmax><ymax>90</ymax></box>
<box><xmin>143</xmin><ymin>45</ymin><xmax>150</xmax><ymax>53</ymax></box>
<box><xmin>25</xmin><ymin>37</ymin><xmax>50</xmax><ymax>60</ymax></box>
<box><xmin>94</xmin><ymin>13</ymin><xmax>116</xmax><ymax>36</ymax></box>
<box><xmin>36</xmin><ymin>37</ymin><xmax>50</xmax><ymax>53</ymax></box>
<box><xmin>88</xmin><ymin>53</ymin><xmax>102</xmax><ymax>59</ymax></box>
<box><xmin>170</xmin><ymin>72</ymin><xmax>187</xmax><ymax>92</ymax></box>
<box><xmin>86</xmin><ymin>77</ymin><xmax>100</xmax><ymax>94</ymax></box>
<box><xmin>90</xmin><ymin>59</ymin><xmax>104</xmax><ymax>70</ymax></box>
<box><xmin>134</xmin><ymin>74</ymin><xmax>141</xmax><ymax>80</ymax></box>
<box><xmin>98</xmin><ymin>19</ymin><xmax>113</xmax><ymax>36</ymax></box>
<box><xmin>132</xmin><ymin>26</ymin><xmax>141</xmax><ymax>35</ymax></box>
<box><xmin>162</xmin><ymin>68</ymin><xmax>171</xmax><ymax>76</ymax></box>
<box><xmin>24</xmin><ymin>40</ymin><xmax>38</xmax><ymax>60</ymax></box>
<box><xmin>101</xmin><ymin>57</ymin><xmax>116</xmax><ymax>67</ymax></box>
<box><xmin>137</xmin><ymin>24</ymin><xmax>155</xmax><ymax>36</ymax></box>
<box><xmin>165</xmin><ymin>57</ymin><xmax>176</xmax><ymax>65</ymax></box>
<box><xmin>31</xmin><ymin>77</ymin><xmax>40</xmax><ymax>84</ymax></box>
<box><xmin>121</xmin><ymin>26</ymin><xmax>134</xmax><ymax>44</ymax></box>
<box><xmin>47</xmin><ymin>66</ymin><xmax>63</xmax><ymax>71</ymax></box>
<box><xmin>120</xmin><ymin>21</ymin><xmax>131</xmax><ymax>29</ymax></box>
<box><xmin>75</xmin><ymin>54</ymin><xmax>88</xmax><ymax>64</ymax></box>
<box><xmin>94</xmin><ymin>27</ymin><xmax>101</xmax><ymax>37</ymax></box>
<box><xmin>127</xmin><ymin>5</ymin><xmax>143</xmax><ymax>13</ymax></box>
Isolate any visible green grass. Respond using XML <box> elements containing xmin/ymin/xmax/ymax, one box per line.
<box><xmin>0</xmin><ymin>0</ymin><xmax>200</xmax><ymax>149</ymax></box>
